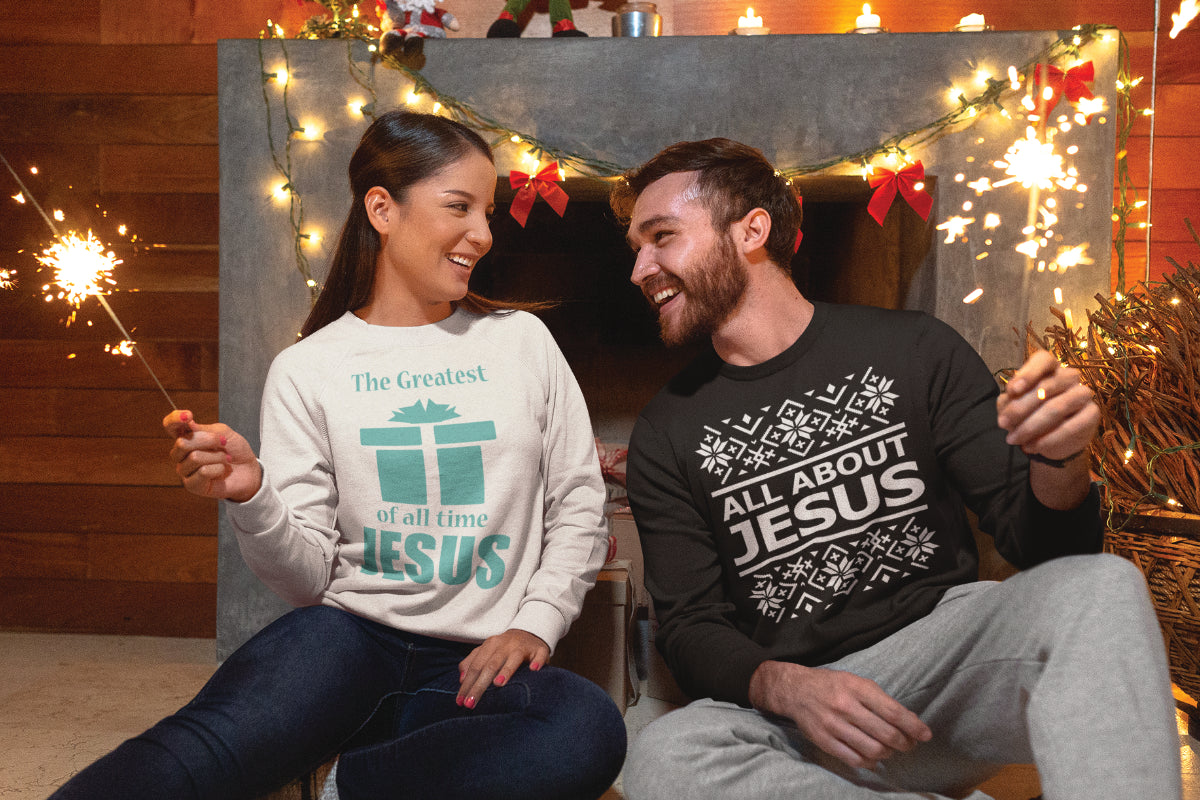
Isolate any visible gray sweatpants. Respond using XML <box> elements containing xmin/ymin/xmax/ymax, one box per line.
<box><xmin>624</xmin><ymin>553</ymin><xmax>1181</xmax><ymax>800</ymax></box>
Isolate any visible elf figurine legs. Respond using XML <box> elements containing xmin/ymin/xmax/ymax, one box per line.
<box><xmin>487</xmin><ymin>0</ymin><xmax>588</xmax><ymax>37</ymax></box>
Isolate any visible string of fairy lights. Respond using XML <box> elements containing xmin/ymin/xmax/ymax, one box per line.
<box><xmin>255</xmin><ymin>12</ymin><xmax>1137</xmax><ymax>321</ymax></box>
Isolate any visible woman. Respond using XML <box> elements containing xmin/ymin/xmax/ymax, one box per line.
<box><xmin>52</xmin><ymin>111</ymin><xmax>626</xmax><ymax>800</ymax></box>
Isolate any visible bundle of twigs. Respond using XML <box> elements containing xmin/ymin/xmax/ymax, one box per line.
<box><xmin>1036</xmin><ymin>229</ymin><xmax>1200</xmax><ymax>520</ymax></box>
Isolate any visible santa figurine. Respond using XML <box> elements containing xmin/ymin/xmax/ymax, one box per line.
<box><xmin>487</xmin><ymin>0</ymin><xmax>587</xmax><ymax>37</ymax></box>
<box><xmin>377</xmin><ymin>0</ymin><xmax>460</xmax><ymax>56</ymax></box>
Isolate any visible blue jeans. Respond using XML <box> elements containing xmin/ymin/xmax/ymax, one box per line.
<box><xmin>50</xmin><ymin>605</ymin><xmax>627</xmax><ymax>800</ymax></box>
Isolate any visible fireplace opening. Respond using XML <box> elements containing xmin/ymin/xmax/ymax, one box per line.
<box><xmin>472</xmin><ymin>176</ymin><xmax>937</xmax><ymax>441</ymax></box>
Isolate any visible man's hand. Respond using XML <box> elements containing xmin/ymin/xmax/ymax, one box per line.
<box><xmin>457</xmin><ymin>628</ymin><xmax>550</xmax><ymax>710</ymax></box>
<box><xmin>164</xmin><ymin>410</ymin><xmax>262</xmax><ymax>503</ymax></box>
<box><xmin>997</xmin><ymin>349</ymin><xmax>1099</xmax><ymax>509</ymax></box>
<box><xmin>997</xmin><ymin>349</ymin><xmax>1099</xmax><ymax>464</ymax></box>
<box><xmin>748</xmin><ymin>660</ymin><xmax>932</xmax><ymax>770</ymax></box>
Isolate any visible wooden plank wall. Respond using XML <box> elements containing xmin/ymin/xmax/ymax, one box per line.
<box><xmin>0</xmin><ymin>1</ymin><xmax>1195</xmax><ymax>637</ymax></box>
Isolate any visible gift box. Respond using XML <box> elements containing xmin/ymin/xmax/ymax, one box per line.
<box><xmin>361</xmin><ymin>419</ymin><xmax>497</xmax><ymax>505</ymax></box>
<box><xmin>552</xmin><ymin>564</ymin><xmax>639</xmax><ymax>714</ymax></box>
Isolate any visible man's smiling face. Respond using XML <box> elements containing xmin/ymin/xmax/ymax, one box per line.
<box><xmin>626</xmin><ymin>171</ymin><xmax>748</xmax><ymax>347</ymax></box>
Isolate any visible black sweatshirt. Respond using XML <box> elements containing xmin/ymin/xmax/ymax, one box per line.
<box><xmin>627</xmin><ymin>302</ymin><xmax>1102</xmax><ymax>707</ymax></box>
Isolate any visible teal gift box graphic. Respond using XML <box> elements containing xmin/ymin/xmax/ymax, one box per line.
<box><xmin>361</xmin><ymin>400</ymin><xmax>496</xmax><ymax>505</ymax></box>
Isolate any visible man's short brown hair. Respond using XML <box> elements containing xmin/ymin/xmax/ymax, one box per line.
<box><xmin>609</xmin><ymin>138</ymin><xmax>802</xmax><ymax>272</ymax></box>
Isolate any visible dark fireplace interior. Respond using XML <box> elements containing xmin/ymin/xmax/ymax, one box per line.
<box><xmin>473</xmin><ymin>176</ymin><xmax>936</xmax><ymax>441</ymax></box>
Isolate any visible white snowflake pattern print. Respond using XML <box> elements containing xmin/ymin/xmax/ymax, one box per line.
<box><xmin>901</xmin><ymin>525</ymin><xmax>938</xmax><ymax>562</ymax></box>
<box><xmin>860</xmin><ymin>375</ymin><xmax>899</xmax><ymax>414</ymax></box>
<box><xmin>697</xmin><ymin>437</ymin><xmax>731</xmax><ymax>475</ymax></box>
<box><xmin>750</xmin><ymin>578</ymin><xmax>784</xmax><ymax>616</ymax></box>
<box><xmin>774</xmin><ymin>410</ymin><xmax>816</xmax><ymax>447</ymax></box>
<box><xmin>821</xmin><ymin>554</ymin><xmax>860</xmax><ymax>593</ymax></box>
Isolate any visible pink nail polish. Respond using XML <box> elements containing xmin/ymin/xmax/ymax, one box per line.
<box><xmin>219</xmin><ymin>435</ymin><xmax>227</xmax><ymax>447</ymax></box>
<box><xmin>530</xmin><ymin>662</ymin><xmax>542</xmax><ymax>671</ymax></box>
<box><xmin>494</xmin><ymin>675</ymin><xmax>506</xmax><ymax>686</ymax></box>
<box><xmin>455</xmin><ymin>696</ymin><xmax>463</xmax><ymax>707</ymax></box>
<box><xmin>465</xmin><ymin>696</ymin><xmax>476</xmax><ymax>709</ymax></box>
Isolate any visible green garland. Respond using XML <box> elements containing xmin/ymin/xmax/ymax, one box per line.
<box><xmin>258</xmin><ymin>12</ymin><xmax>1139</xmax><ymax>287</ymax></box>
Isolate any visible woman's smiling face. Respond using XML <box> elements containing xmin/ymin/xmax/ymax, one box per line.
<box><xmin>365</xmin><ymin>149</ymin><xmax>496</xmax><ymax>326</ymax></box>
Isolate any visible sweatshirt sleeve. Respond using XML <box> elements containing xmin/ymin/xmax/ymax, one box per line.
<box><xmin>628</xmin><ymin>414</ymin><xmax>771</xmax><ymax>707</ymax></box>
<box><xmin>507</xmin><ymin>326</ymin><xmax>609</xmax><ymax>653</ymax></box>
<box><xmin>224</xmin><ymin>355</ymin><xmax>339</xmax><ymax>606</ymax></box>
<box><xmin>920</xmin><ymin>317</ymin><xmax>1103</xmax><ymax>566</ymax></box>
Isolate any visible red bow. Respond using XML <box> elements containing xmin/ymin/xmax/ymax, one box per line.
<box><xmin>508</xmin><ymin>162</ymin><xmax>569</xmax><ymax>227</ymax></box>
<box><xmin>1032</xmin><ymin>61</ymin><xmax>1095</xmax><ymax>117</ymax></box>
<box><xmin>867</xmin><ymin>162</ymin><xmax>932</xmax><ymax>226</ymax></box>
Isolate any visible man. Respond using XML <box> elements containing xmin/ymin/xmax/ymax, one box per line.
<box><xmin>611</xmin><ymin>138</ymin><xmax>1180</xmax><ymax>800</ymax></box>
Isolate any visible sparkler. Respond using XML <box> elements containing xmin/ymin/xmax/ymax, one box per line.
<box><xmin>1170</xmin><ymin>0</ymin><xmax>1198</xmax><ymax>38</ymax></box>
<box><xmin>2</xmin><ymin>149</ymin><xmax>176</xmax><ymax>409</ymax></box>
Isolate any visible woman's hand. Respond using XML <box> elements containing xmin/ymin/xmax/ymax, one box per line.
<box><xmin>164</xmin><ymin>410</ymin><xmax>262</xmax><ymax>503</ymax></box>
<box><xmin>457</xmin><ymin>628</ymin><xmax>550</xmax><ymax>710</ymax></box>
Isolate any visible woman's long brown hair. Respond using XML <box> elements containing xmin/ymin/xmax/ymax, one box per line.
<box><xmin>300</xmin><ymin>111</ymin><xmax>547</xmax><ymax>338</ymax></box>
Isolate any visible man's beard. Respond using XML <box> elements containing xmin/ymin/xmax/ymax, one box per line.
<box><xmin>656</xmin><ymin>234</ymin><xmax>748</xmax><ymax>347</ymax></box>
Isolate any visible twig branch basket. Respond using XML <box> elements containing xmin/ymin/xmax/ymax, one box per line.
<box><xmin>1039</xmin><ymin>254</ymin><xmax>1200</xmax><ymax>700</ymax></box>
<box><xmin>1103</xmin><ymin>511</ymin><xmax>1200</xmax><ymax>700</ymax></box>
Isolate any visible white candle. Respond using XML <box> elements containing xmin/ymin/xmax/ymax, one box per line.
<box><xmin>735</xmin><ymin>6</ymin><xmax>769</xmax><ymax>34</ymax></box>
<box><xmin>956</xmin><ymin>13</ymin><xmax>988</xmax><ymax>31</ymax></box>
<box><xmin>855</xmin><ymin>4</ymin><xmax>881</xmax><ymax>30</ymax></box>
<box><xmin>738</xmin><ymin>7</ymin><xmax>763</xmax><ymax>28</ymax></box>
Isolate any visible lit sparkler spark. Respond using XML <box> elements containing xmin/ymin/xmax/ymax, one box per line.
<box><xmin>1074</xmin><ymin>96</ymin><xmax>1105</xmax><ymax>123</ymax></box>
<box><xmin>1170</xmin><ymin>0</ymin><xmax>1198</xmax><ymax>37</ymax></box>
<box><xmin>1015</xmin><ymin>239</ymin><xmax>1041</xmax><ymax>258</ymax></box>
<box><xmin>37</xmin><ymin>230</ymin><xmax>120</xmax><ymax>315</ymax></box>
<box><xmin>1052</xmin><ymin>243</ymin><xmax>1093</xmax><ymax>271</ymax></box>
<box><xmin>3</xmin><ymin>149</ymin><xmax>177</xmax><ymax>408</ymax></box>
<box><xmin>993</xmin><ymin>129</ymin><xmax>1070</xmax><ymax>191</ymax></box>
<box><xmin>0</xmin><ymin>267</ymin><xmax>15</xmax><ymax>290</ymax></box>
<box><xmin>11</xmin><ymin>192</ymin><xmax>24</xmax><ymax>204</ymax></box>
<box><xmin>105</xmin><ymin>340</ymin><xmax>136</xmax><ymax>357</ymax></box>
<box><xmin>966</xmin><ymin>176</ymin><xmax>993</xmax><ymax>194</ymax></box>
<box><xmin>937</xmin><ymin>216</ymin><xmax>974</xmax><ymax>244</ymax></box>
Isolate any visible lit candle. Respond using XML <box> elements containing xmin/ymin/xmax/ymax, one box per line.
<box><xmin>955</xmin><ymin>13</ymin><xmax>988</xmax><ymax>31</ymax></box>
<box><xmin>855</xmin><ymin>4</ymin><xmax>882</xmax><ymax>31</ymax></box>
<box><xmin>735</xmin><ymin>7</ymin><xmax>769</xmax><ymax>34</ymax></box>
